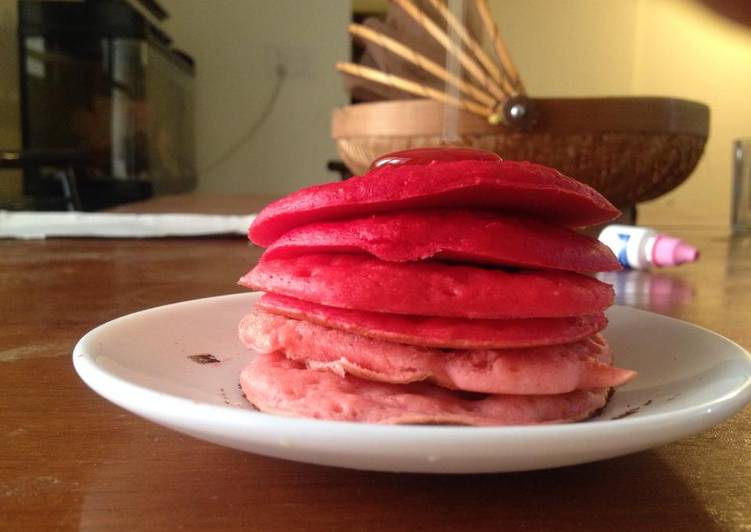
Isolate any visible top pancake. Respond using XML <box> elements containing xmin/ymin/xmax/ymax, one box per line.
<box><xmin>249</xmin><ymin>160</ymin><xmax>620</xmax><ymax>247</ymax></box>
<box><xmin>263</xmin><ymin>209</ymin><xmax>621</xmax><ymax>272</ymax></box>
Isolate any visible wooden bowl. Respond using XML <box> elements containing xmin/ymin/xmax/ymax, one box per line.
<box><xmin>331</xmin><ymin>97</ymin><xmax>709</xmax><ymax>207</ymax></box>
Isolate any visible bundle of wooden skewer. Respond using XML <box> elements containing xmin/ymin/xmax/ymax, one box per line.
<box><xmin>337</xmin><ymin>0</ymin><xmax>524</xmax><ymax>125</ymax></box>
<box><xmin>332</xmin><ymin>0</ymin><xmax>710</xmax><ymax>209</ymax></box>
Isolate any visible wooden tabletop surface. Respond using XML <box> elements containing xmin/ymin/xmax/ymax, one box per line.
<box><xmin>2</xmin><ymin>195</ymin><xmax>750</xmax><ymax>531</ymax></box>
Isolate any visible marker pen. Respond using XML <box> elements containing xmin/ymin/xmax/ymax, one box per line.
<box><xmin>598</xmin><ymin>225</ymin><xmax>699</xmax><ymax>270</ymax></box>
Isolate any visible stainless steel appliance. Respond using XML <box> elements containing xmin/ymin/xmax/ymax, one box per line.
<box><xmin>10</xmin><ymin>0</ymin><xmax>195</xmax><ymax>210</ymax></box>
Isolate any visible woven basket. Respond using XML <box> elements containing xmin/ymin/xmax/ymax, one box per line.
<box><xmin>331</xmin><ymin>97</ymin><xmax>709</xmax><ymax>207</ymax></box>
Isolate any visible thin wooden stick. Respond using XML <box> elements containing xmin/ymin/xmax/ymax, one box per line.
<box><xmin>474</xmin><ymin>0</ymin><xmax>524</xmax><ymax>94</ymax></box>
<box><xmin>336</xmin><ymin>62</ymin><xmax>493</xmax><ymax>118</ymax></box>
<box><xmin>348</xmin><ymin>23</ymin><xmax>495</xmax><ymax>108</ymax></box>
<box><xmin>426</xmin><ymin>0</ymin><xmax>514</xmax><ymax>96</ymax></box>
<box><xmin>392</xmin><ymin>0</ymin><xmax>510</xmax><ymax>102</ymax></box>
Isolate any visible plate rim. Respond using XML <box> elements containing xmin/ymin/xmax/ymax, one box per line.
<box><xmin>73</xmin><ymin>292</ymin><xmax>751</xmax><ymax>439</ymax></box>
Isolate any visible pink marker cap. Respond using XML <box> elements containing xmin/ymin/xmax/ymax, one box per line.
<box><xmin>652</xmin><ymin>235</ymin><xmax>700</xmax><ymax>267</ymax></box>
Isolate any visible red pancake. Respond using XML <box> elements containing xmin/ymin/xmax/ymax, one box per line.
<box><xmin>258</xmin><ymin>293</ymin><xmax>607</xmax><ymax>349</ymax></box>
<box><xmin>239</xmin><ymin>254</ymin><xmax>614</xmax><ymax>319</ymax></box>
<box><xmin>249</xmin><ymin>160</ymin><xmax>620</xmax><ymax>247</ymax></box>
<box><xmin>239</xmin><ymin>310</ymin><xmax>635</xmax><ymax>395</ymax></box>
<box><xmin>240</xmin><ymin>352</ymin><xmax>611</xmax><ymax>426</ymax></box>
<box><xmin>262</xmin><ymin>210</ymin><xmax>620</xmax><ymax>272</ymax></box>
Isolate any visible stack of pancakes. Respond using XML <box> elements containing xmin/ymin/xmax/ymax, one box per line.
<box><xmin>237</xmin><ymin>148</ymin><xmax>635</xmax><ymax>426</ymax></box>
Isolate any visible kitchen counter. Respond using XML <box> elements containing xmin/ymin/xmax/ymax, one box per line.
<box><xmin>2</xmin><ymin>195</ymin><xmax>750</xmax><ymax>531</ymax></box>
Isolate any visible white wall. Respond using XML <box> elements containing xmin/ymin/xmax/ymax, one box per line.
<box><xmin>160</xmin><ymin>0</ymin><xmax>350</xmax><ymax>195</ymax></box>
<box><xmin>632</xmin><ymin>0</ymin><xmax>751</xmax><ymax>225</ymax></box>
<box><xmin>490</xmin><ymin>0</ymin><xmax>639</xmax><ymax>97</ymax></box>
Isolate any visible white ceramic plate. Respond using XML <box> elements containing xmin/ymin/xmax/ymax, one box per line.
<box><xmin>73</xmin><ymin>293</ymin><xmax>751</xmax><ymax>473</ymax></box>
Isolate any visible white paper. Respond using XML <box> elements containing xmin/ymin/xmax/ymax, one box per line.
<box><xmin>0</xmin><ymin>211</ymin><xmax>255</xmax><ymax>239</ymax></box>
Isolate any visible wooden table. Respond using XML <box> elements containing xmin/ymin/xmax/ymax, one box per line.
<box><xmin>2</xmin><ymin>196</ymin><xmax>750</xmax><ymax>531</ymax></box>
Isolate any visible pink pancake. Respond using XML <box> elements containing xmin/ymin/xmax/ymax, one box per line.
<box><xmin>249</xmin><ymin>160</ymin><xmax>620</xmax><ymax>247</ymax></box>
<box><xmin>262</xmin><ymin>209</ymin><xmax>620</xmax><ymax>272</ymax></box>
<box><xmin>258</xmin><ymin>293</ymin><xmax>607</xmax><ymax>349</ymax></box>
<box><xmin>240</xmin><ymin>352</ymin><xmax>611</xmax><ymax>426</ymax></box>
<box><xmin>239</xmin><ymin>310</ymin><xmax>635</xmax><ymax>395</ymax></box>
<box><xmin>239</xmin><ymin>254</ymin><xmax>614</xmax><ymax>319</ymax></box>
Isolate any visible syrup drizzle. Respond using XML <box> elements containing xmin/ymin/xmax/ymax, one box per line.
<box><xmin>370</xmin><ymin>147</ymin><xmax>501</xmax><ymax>170</ymax></box>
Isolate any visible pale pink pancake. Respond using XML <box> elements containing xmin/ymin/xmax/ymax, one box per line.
<box><xmin>262</xmin><ymin>209</ymin><xmax>620</xmax><ymax>272</ymax></box>
<box><xmin>240</xmin><ymin>352</ymin><xmax>611</xmax><ymax>426</ymax></box>
<box><xmin>249</xmin><ymin>160</ymin><xmax>620</xmax><ymax>247</ymax></box>
<box><xmin>239</xmin><ymin>254</ymin><xmax>614</xmax><ymax>319</ymax></box>
<box><xmin>239</xmin><ymin>309</ymin><xmax>635</xmax><ymax>395</ymax></box>
<box><xmin>258</xmin><ymin>293</ymin><xmax>607</xmax><ymax>349</ymax></box>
